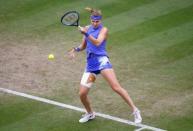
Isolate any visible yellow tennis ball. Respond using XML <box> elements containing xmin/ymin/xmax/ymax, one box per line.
<box><xmin>48</xmin><ymin>54</ymin><xmax>54</xmax><ymax>60</ymax></box>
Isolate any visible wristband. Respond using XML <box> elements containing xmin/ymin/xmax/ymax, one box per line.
<box><xmin>84</xmin><ymin>32</ymin><xmax>89</xmax><ymax>37</ymax></box>
<box><xmin>74</xmin><ymin>47</ymin><xmax>81</xmax><ymax>52</ymax></box>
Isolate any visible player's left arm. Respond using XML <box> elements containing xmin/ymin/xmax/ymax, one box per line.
<box><xmin>87</xmin><ymin>27</ymin><xmax>108</xmax><ymax>46</ymax></box>
<box><xmin>79</xmin><ymin>27</ymin><xmax>108</xmax><ymax>46</ymax></box>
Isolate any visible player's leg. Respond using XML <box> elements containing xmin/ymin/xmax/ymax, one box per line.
<box><xmin>79</xmin><ymin>72</ymin><xmax>96</xmax><ymax>123</ymax></box>
<box><xmin>101</xmin><ymin>68</ymin><xmax>142</xmax><ymax>123</ymax></box>
<box><xmin>79</xmin><ymin>86</ymin><xmax>93</xmax><ymax>113</ymax></box>
<box><xmin>101</xmin><ymin>68</ymin><xmax>136</xmax><ymax>111</ymax></box>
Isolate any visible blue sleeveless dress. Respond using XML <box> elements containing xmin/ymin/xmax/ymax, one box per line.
<box><xmin>85</xmin><ymin>24</ymin><xmax>112</xmax><ymax>74</ymax></box>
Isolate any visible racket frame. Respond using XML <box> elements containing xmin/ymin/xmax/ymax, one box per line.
<box><xmin>61</xmin><ymin>11</ymin><xmax>80</xmax><ymax>27</ymax></box>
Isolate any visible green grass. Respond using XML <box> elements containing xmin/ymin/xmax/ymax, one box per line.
<box><xmin>0</xmin><ymin>0</ymin><xmax>193</xmax><ymax>130</ymax></box>
<box><xmin>0</xmin><ymin>94</ymin><xmax>135</xmax><ymax>131</ymax></box>
<box><xmin>109</xmin><ymin>5</ymin><xmax>193</xmax><ymax>45</ymax></box>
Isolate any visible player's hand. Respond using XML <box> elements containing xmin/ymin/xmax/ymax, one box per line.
<box><xmin>68</xmin><ymin>48</ymin><xmax>76</xmax><ymax>59</ymax></box>
<box><xmin>78</xmin><ymin>26</ymin><xmax>87</xmax><ymax>34</ymax></box>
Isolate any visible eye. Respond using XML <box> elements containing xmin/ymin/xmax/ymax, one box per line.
<box><xmin>92</xmin><ymin>20</ymin><xmax>99</xmax><ymax>23</ymax></box>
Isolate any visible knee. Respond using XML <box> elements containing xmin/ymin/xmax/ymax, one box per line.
<box><xmin>112</xmin><ymin>87</ymin><xmax>121</xmax><ymax>93</ymax></box>
<box><xmin>111</xmin><ymin>83</ymin><xmax>122</xmax><ymax>93</ymax></box>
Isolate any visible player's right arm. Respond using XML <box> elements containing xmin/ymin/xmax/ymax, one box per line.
<box><xmin>74</xmin><ymin>36</ymin><xmax>87</xmax><ymax>51</ymax></box>
<box><xmin>68</xmin><ymin>38</ymin><xmax>86</xmax><ymax>59</ymax></box>
<box><xmin>68</xmin><ymin>26</ymin><xmax>88</xmax><ymax>59</ymax></box>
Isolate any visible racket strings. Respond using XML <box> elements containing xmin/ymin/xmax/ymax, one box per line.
<box><xmin>62</xmin><ymin>12</ymin><xmax>79</xmax><ymax>26</ymax></box>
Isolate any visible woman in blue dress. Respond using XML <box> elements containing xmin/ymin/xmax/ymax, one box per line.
<box><xmin>68</xmin><ymin>7</ymin><xmax>142</xmax><ymax>124</ymax></box>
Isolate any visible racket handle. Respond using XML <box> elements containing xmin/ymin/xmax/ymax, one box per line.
<box><xmin>78</xmin><ymin>25</ymin><xmax>83</xmax><ymax>30</ymax></box>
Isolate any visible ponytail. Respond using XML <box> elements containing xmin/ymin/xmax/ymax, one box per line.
<box><xmin>85</xmin><ymin>7</ymin><xmax>94</xmax><ymax>13</ymax></box>
<box><xmin>85</xmin><ymin>7</ymin><xmax>102</xmax><ymax>16</ymax></box>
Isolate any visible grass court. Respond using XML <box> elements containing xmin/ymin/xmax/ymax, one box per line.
<box><xmin>0</xmin><ymin>0</ymin><xmax>193</xmax><ymax>130</ymax></box>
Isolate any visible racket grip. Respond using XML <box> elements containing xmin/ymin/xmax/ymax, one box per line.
<box><xmin>78</xmin><ymin>25</ymin><xmax>82</xmax><ymax>30</ymax></box>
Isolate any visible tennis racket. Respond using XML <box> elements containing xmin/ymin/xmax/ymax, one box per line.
<box><xmin>61</xmin><ymin>11</ymin><xmax>82</xmax><ymax>30</ymax></box>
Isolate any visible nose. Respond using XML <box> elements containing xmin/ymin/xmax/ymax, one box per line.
<box><xmin>93</xmin><ymin>22</ymin><xmax>97</xmax><ymax>26</ymax></box>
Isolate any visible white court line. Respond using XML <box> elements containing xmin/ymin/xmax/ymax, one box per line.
<box><xmin>135</xmin><ymin>127</ymin><xmax>148</xmax><ymax>131</ymax></box>
<box><xmin>0</xmin><ymin>88</ymin><xmax>166</xmax><ymax>131</ymax></box>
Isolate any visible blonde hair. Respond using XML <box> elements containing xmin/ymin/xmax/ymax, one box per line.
<box><xmin>85</xmin><ymin>7</ymin><xmax>102</xmax><ymax>16</ymax></box>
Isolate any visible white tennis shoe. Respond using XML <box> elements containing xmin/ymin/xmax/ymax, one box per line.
<box><xmin>133</xmin><ymin>108</ymin><xmax>142</xmax><ymax>124</ymax></box>
<box><xmin>79</xmin><ymin>112</ymin><xmax>95</xmax><ymax>123</ymax></box>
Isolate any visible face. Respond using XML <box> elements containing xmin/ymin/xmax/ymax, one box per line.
<box><xmin>91</xmin><ymin>19</ymin><xmax>101</xmax><ymax>28</ymax></box>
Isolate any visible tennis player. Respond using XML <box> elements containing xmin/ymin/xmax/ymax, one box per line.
<box><xmin>68</xmin><ymin>7</ymin><xmax>142</xmax><ymax>124</ymax></box>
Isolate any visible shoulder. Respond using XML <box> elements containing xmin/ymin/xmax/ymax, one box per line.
<box><xmin>101</xmin><ymin>26</ymin><xmax>108</xmax><ymax>33</ymax></box>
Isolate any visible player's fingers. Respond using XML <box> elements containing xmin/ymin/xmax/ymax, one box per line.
<box><xmin>68</xmin><ymin>52</ymin><xmax>75</xmax><ymax>59</ymax></box>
